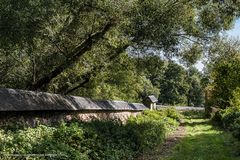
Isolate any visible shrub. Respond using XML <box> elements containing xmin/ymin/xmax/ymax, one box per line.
<box><xmin>127</xmin><ymin>109</ymin><xmax>179</xmax><ymax>152</ymax></box>
<box><xmin>78</xmin><ymin>120</ymin><xmax>136</xmax><ymax>160</ymax></box>
<box><xmin>220</xmin><ymin>108</ymin><xmax>240</xmax><ymax>140</ymax></box>
<box><xmin>163</xmin><ymin>107</ymin><xmax>182</xmax><ymax>121</ymax></box>
<box><xmin>220</xmin><ymin>107</ymin><xmax>240</xmax><ymax>128</ymax></box>
<box><xmin>140</xmin><ymin>108</ymin><xmax>181</xmax><ymax>121</ymax></box>
<box><xmin>231</xmin><ymin>117</ymin><xmax>240</xmax><ymax>140</ymax></box>
<box><xmin>215</xmin><ymin>88</ymin><xmax>240</xmax><ymax>140</ymax></box>
<box><xmin>53</xmin><ymin>122</ymin><xmax>84</xmax><ymax>149</ymax></box>
<box><xmin>182</xmin><ymin>110</ymin><xmax>205</xmax><ymax>119</ymax></box>
<box><xmin>230</xmin><ymin>87</ymin><xmax>240</xmax><ymax>108</ymax></box>
<box><xmin>0</xmin><ymin>109</ymin><xmax>180</xmax><ymax>159</ymax></box>
<box><xmin>127</xmin><ymin>117</ymin><xmax>166</xmax><ymax>152</ymax></box>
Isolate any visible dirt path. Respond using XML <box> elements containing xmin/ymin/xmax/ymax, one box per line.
<box><xmin>157</xmin><ymin>125</ymin><xmax>186</xmax><ymax>158</ymax></box>
<box><xmin>137</xmin><ymin>124</ymin><xmax>186</xmax><ymax>160</ymax></box>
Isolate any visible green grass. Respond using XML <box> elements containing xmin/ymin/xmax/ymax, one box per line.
<box><xmin>166</xmin><ymin>118</ymin><xmax>240</xmax><ymax>160</ymax></box>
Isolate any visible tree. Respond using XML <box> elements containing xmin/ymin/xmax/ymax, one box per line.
<box><xmin>0</xmin><ymin>0</ymin><xmax>239</xmax><ymax>99</ymax></box>
<box><xmin>135</xmin><ymin>55</ymin><xmax>167</xmax><ymax>87</ymax></box>
<box><xmin>210</xmin><ymin>55</ymin><xmax>240</xmax><ymax>108</ymax></box>
<box><xmin>65</xmin><ymin>53</ymin><xmax>159</xmax><ymax>102</ymax></box>
<box><xmin>206</xmin><ymin>39</ymin><xmax>240</xmax><ymax>108</ymax></box>
<box><xmin>130</xmin><ymin>0</ymin><xmax>240</xmax><ymax>53</ymax></box>
<box><xmin>0</xmin><ymin>0</ymin><xmax>130</xmax><ymax>91</ymax></box>
<box><xmin>159</xmin><ymin>62</ymin><xmax>188</xmax><ymax>105</ymax></box>
<box><xmin>187</xmin><ymin>67</ymin><xmax>204</xmax><ymax>106</ymax></box>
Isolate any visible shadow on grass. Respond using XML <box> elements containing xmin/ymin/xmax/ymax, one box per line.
<box><xmin>181</xmin><ymin>120</ymin><xmax>210</xmax><ymax>127</ymax></box>
<box><xmin>181</xmin><ymin>110</ymin><xmax>205</xmax><ymax>119</ymax></box>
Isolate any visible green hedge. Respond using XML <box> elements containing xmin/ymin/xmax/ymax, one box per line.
<box><xmin>0</xmin><ymin>108</ymin><xmax>180</xmax><ymax>160</ymax></box>
<box><xmin>219</xmin><ymin>107</ymin><xmax>240</xmax><ymax>140</ymax></box>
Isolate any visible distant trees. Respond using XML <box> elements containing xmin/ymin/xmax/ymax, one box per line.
<box><xmin>159</xmin><ymin>62</ymin><xmax>188</xmax><ymax>105</ymax></box>
<box><xmin>136</xmin><ymin>56</ymin><xmax>205</xmax><ymax>106</ymax></box>
<box><xmin>187</xmin><ymin>67</ymin><xmax>204</xmax><ymax>106</ymax></box>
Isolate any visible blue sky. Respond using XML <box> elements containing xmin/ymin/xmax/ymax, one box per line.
<box><xmin>226</xmin><ymin>18</ymin><xmax>240</xmax><ymax>38</ymax></box>
<box><xmin>195</xmin><ymin>18</ymin><xmax>240</xmax><ymax>71</ymax></box>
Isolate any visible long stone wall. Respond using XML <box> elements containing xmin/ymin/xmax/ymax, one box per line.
<box><xmin>0</xmin><ymin>88</ymin><xmax>147</xmax><ymax>126</ymax></box>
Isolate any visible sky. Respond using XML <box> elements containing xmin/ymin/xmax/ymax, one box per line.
<box><xmin>195</xmin><ymin>18</ymin><xmax>240</xmax><ymax>71</ymax></box>
<box><xmin>226</xmin><ymin>19</ymin><xmax>240</xmax><ymax>38</ymax></box>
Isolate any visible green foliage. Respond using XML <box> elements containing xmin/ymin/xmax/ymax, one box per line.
<box><xmin>0</xmin><ymin>110</ymin><xmax>180</xmax><ymax>160</ymax></box>
<box><xmin>220</xmin><ymin>107</ymin><xmax>240</xmax><ymax>128</ymax></box>
<box><xmin>72</xmin><ymin>54</ymin><xmax>159</xmax><ymax>103</ymax></box>
<box><xmin>128</xmin><ymin>117</ymin><xmax>167</xmax><ymax>153</ymax></box>
<box><xmin>206</xmin><ymin>39</ymin><xmax>240</xmax><ymax>140</ymax></box>
<box><xmin>231</xmin><ymin>117</ymin><xmax>240</xmax><ymax>140</ymax></box>
<box><xmin>135</xmin><ymin>56</ymin><xmax>205</xmax><ymax>106</ymax></box>
<box><xmin>162</xmin><ymin>107</ymin><xmax>182</xmax><ymax>122</ymax></box>
<box><xmin>181</xmin><ymin>110</ymin><xmax>205</xmax><ymax>119</ymax></box>
<box><xmin>213</xmin><ymin>57</ymin><xmax>240</xmax><ymax>107</ymax></box>
<box><xmin>136</xmin><ymin>55</ymin><xmax>166</xmax><ymax>88</ymax></box>
<box><xmin>52</xmin><ymin>53</ymin><xmax>205</xmax><ymax>105</ymax></box>
<box><xmin>181</xmin><ymin>44</ymin><xmax>203</xmax><ymax>67</ymax></box>
<box><xmin>187</xmin><ymin>67</ymin><xmax>205</xmax><ymax>106</ymax></box>
<box><xmin>207</xmin><ymin>39</ymin><xmax>240</xmax><ymax>108</ymax></box>
<box><xmin>213</xmin><ymin>88</ymin><xmax>240</xmax><ymax>140</ymax></box>
<box><xmin>230</xmin><ymin>87</ymin><xmax>240</xmax><ymax>108</ymax></box>
<box><xmin>159</xmin><ymin>62</ymin><xmax>188</xmax><ymax>105</ymax></box>
<box><xmin>0</xmin><ymin>0</ymin><xmax>238</xmax><ymax>97</ymax></box>
<box><xmin>128</xmin><ymin>109</ymin><xmax>180</xmax><ymax>152</ymax></box>
<box><xmin>130</xmin><ymin>0</ymin><xmax>239</xmax><ymax>52</ymax></box>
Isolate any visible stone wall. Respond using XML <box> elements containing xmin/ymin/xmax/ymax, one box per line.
<box><xmin>0</xmin><ymin>88</ymin><xmax>147</xmax><ymax>127</ymax></box>
<box><xmin>0</xmin><ymin>110</ymin><xmax>142</xmax><ymax>127</ymax></box>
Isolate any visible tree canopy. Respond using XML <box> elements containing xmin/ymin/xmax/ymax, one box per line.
<box><xmin>0</xmin><ymin>0</ymin><xmax>239</xmax><ymax>104</ymax></box>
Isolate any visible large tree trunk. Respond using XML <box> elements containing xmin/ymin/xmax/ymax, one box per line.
<box><xmin>28</xmin><ymin>22</ymin><xmax>115</xmax><ymax>91</ymax></box>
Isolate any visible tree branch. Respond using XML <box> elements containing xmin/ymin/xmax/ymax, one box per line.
<box><xmin>28</xmin><ymin>21</ymin><xmax>115</xmax><ymax>91</ymax></box>
<box><xmin>63</xmin><ymin>44</ymin><xmax>129</xmax><ymax>95</ymax></box>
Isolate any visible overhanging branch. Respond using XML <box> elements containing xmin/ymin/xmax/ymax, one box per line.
<box><xmin>63</xmin><ymin>44</ymin><xmax>129</xmax><ymax>95</ymax></box>
<box><xmin>28</xmin><ymin>22</ymin><xmax>115</xmax><ymax>91</ymax></box>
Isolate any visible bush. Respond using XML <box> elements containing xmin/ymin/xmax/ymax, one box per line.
<box><xmin>0</xmin><ymin>109</ymin><xmax>180</xmax><ymax>160</ymax></box>
<box><xmin>127</xmin><ymin>109</ymin><xmax>179</xmax><ymax>152</ymax></box>
<box><xmin>220</xmin><ymin>107</ymin><xmax>240</xmax><ymax>128</ymax></box>
<box><xmin>182</xmin><ymin>110</ymin><xmax>205</xmax><ymax>119</ymax></box>
<box><xmin>219</xmin><ymin>107</ymin><xmax>240</xmax><ymax>140</ymax></box>
<box><xmin>163</xmin><ymin>107</ymin><xmax>182</xmax><ymax>121</ymax></box>
<box><xmin>215</xmin><ymin>88</ymin><xmax>240</xmax><ymax>140</ymax></box>
<box><xmin>139</xmin><ymin>108</ymin><xmax>181</xmax><ymax>122</ymax></box>
<box><xmin>127</xmin><ymin>116</ymin><xmax>167</xmax><ymax>152</ymax></box>
<box><xmin>231</xmin><ymin>117</ymin><xmax>240</xmax><ymax>140</ymax></box>
<box><xmin>230</xmin><ymin>87</ymin><xmax>240</xmax><ymax>108</ymax></box>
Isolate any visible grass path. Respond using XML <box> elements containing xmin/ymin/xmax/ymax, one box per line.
<box><xmin>138</xmin><ymin>112</ymin><xmax>240</xmax><ymax>160</ymax></box>
<box><xmin>165</xmin><ymin>118</ymin><xmax>240</xmax><ymax>160</ymax></box>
